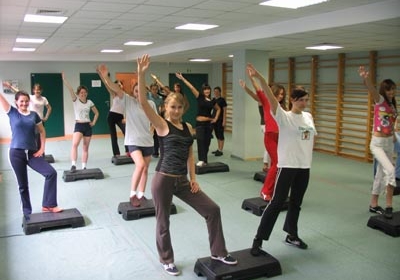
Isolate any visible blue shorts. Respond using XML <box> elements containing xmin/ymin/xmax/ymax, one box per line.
<box><xmin>74</xmin><ymin>122</ymin><xmax>92</xmax><ymax>137</ymax></box>
<box><xmin>127</xmin><ymin>145</ymin><xmax>154</xmax><ymax>157</ymax></box>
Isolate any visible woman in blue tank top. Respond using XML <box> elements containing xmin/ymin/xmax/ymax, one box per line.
<box><xmin>136</xmin><ymin>54</ymin><xmax>238</xmax><ymax>276</ymax></box>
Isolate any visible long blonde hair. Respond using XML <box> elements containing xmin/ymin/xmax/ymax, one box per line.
<box><xmin>164</xmin><ymin>92</ymin><xmax>187</xmax><ymax>121</ymax></box>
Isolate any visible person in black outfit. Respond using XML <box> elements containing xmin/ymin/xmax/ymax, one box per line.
<box><xmin>211</xmin><ymin>86</ymin><xmax>227</xmax><ymax>156</ymax></box>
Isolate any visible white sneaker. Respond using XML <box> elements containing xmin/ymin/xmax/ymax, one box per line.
<box><xmin>196</xmin><ymin>161</ymin><xmax>206</xmax><ymax>167</ymax></box>
<box><xmin>162</xmin><ymin>263</ymin><xmax>180</xmax><ymax>276</ymax></box>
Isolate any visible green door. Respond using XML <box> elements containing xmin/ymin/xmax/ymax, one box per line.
<box><xmin>169</xmin><ymin>73</ymin><xmax>208</xmax><ymax>126</ymax></box>
<box><xmin>79</xmin><ymin>73</ymin><xmax>110</xmax><ymax>135</ymax></box>
<box><xmin>30</xmin><ymin>73</ymin><xmax>64</xmax><ymax>137</ymax></box>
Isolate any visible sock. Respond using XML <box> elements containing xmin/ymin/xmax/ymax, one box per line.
<box><xmin>82</xmin><ymin>162</ymin><xmax>87</xmax><ymax>169</ymax></box>
<box><xmin>72</xmin><ymin>161</ymin><xmax>76</xmax><ymax>166</ymax></box>
<box><xmin>137</xmin><ymin>191</ymin><xmax>144</xmax><ymax>199</ymax></box>
<box><xmin>130</xmin><ymin>190</ymin><xmax>136</xmax><ymax>198</ymax></box>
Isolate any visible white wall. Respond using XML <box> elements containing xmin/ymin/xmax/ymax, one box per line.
<box><xmin>0</xmin><ymin>61</ymin><xmax>218</xmax><ymax>139</ymax></box>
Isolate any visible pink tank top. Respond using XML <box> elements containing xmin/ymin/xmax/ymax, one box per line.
<box><xmin>373</xmin><ymin>99</ymin><xmax>397</xmax><ymax>135</ymax></box>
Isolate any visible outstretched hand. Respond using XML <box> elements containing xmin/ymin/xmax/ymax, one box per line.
<box><xmin>246</xmin><ymin>63</ymin><xmax>258</xmax><ymax>77</ymax></box>
<box><xmin>137</xmin><ymin>54</ymin><xmax>150</xmax><ymax>74</ymax></box>
<box><xmin>97</xmin><ymin>64</ymin><xmax>108</xmax><ymax>77</ymax></box>
<box><xmin>358</xmin><ymin>66</ymin><xmax>369</xmax><ymax>79</ymax></box>
<box><xmin>175</xmin><ymin>72</ymin><xmax>183</xmax><ymax>80</ymax></box>
<box><xmin>239</xmin><ymin>79</ymin><xmax>246</xmax><ymax>88</ymax></box>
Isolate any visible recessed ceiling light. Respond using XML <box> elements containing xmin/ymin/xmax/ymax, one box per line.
<box><xmin>16</xmin><ymin>38</ymin><xmax>45</xmax><ymax>44</ymax></box>
<box><xmin>189</xmin><ymin>58</ymin><xmax>211</xmax><ymax>62</ymax></box>
<box><xmin>124</xmin><ymin>41</ymin><xmax>153</xmax><ymax>46</ymax></box>
<box><xmin>101</xmin><ymin>49</ymin><xmax>123</xmax><ymax>53</ymax></box>
<box><xmin>24</xmin><ymin>14</ymin><xmax>68</xmax><ymax>24</ymax></box>
<box><xmin>13</xmin><ymin>47</ymin><xmax>36</xmax><ymax>52</ymax></box>
<box><xmin>259</xmin><ymin>0</ymin><xmax>329</xmax><ymax>9</ymax></box>
<box><xmin>306</xmin><ymin>43</ymin><xmax>343</xmax><ymax>50</ymax></box>
<box><xmin>229</xmin><ymin>54</ymin><xmax>234</xmax><ymax>58</ymax></box>
<box><xmin>175</xmin><ymin>23</ymin><xmax>218</xmax><ymax>31</ymax></box>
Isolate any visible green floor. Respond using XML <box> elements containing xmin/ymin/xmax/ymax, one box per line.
<box><xmin>0</xmin><ymin>134</ymin><xmax>399</xmax><ymax>280</ymax></box>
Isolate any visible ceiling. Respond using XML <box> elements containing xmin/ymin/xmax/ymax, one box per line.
<box><xmin>0</xmin><ymin>0</ymin><xmax>399</xmax><ymax>63</ymax></box>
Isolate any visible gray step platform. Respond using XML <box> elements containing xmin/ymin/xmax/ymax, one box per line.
<box><xmin>241</xmin><ymin>197</ymin><xmax>289</xmax><ymax>216</ymax></box>
<box><xmin>194</xmin><ymin>249</ymin><xmax>281</xmax><ymax>280</ymax></box>
<box><xmin>62</xmin><ymin>168</ymin><xmax>104</xmax><ymax>182</ymax></box>
<box><xmin>367</xmin><ymin>211</ymin><xmax>400</xmax><ymax>237</ymax></box>
<box><xmin>118</xmin><ymin>199</ymin><xmax>177</xmax><ymax>220</ymax></box>
<box><xmin>44</xmin><ymin>154</ymin><xmax>55</xmax><ymax>163</ymax></box>
<box><xmin>253</xmin><ymin>171</ymin><xmax>266</xmax><ymax>183</ymax></box>
<box><xmin>22</xmin><ymin>208</ymin><xmax>85</xmax><ymax>235</ymax></box>
<box><xmin>111</xmin><ymin>155</ymin><xmax>134</xmax><ymax>165</ymax></box>
<box><xmin>195</xmin><ymin>162</ymin><xmax>229</xmax><ymax>175</ymax></box>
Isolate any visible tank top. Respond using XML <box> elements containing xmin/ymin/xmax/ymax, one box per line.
<box><xmin>156</xmin><ymin>120</ymin><xmax>194</xmax><ymax>175</ymax></box>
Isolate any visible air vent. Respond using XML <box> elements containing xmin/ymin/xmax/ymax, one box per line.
<box><xmin>35</xmin><ymin>8</ymin><xmax>65</xmax><ymax>15</ymax></box>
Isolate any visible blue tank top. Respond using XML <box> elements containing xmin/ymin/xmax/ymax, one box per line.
<box><xmin>156</xmin><ymin>120</ymin><xmax>194</xmax><ymax>175</ymax></box>
<box><xmin>8</xmin><ymin>106</ymin><xmax>41</xmax><ymax>150</ymax></box>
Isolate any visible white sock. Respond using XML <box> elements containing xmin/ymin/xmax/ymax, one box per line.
<box><xmin>130</xmin><ymin>190</ymin><xmax>136</xmax><ymax>198</ymax></box>
<box><xmin>72</xmin><ymin>161</ymin><xmax>76</xmax><ymax>166</ymax></box>
<box><xmin>137</xmin><ymin>191</ymin><xmax>144</xmax><ymax>199</ymax></box>
<box><xmin>82</xmin><ymin>162</ymin><xmax>87</xmax><ymax>169</ymax></box>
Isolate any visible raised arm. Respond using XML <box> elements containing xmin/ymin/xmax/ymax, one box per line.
<box><xmin>151</xmin><ymin>73</ymin><xmax>171</xmax><ymax>95</ymax></box>
<box><xmin>175</xmin><ymin>72</ymin><xmax>199</xmax><ymax>98</ymax></box>
<box><xmin>97</xmin><ymin>64</ymin><xmax>125</xmax><ymax>98</ymax></box>
<box><xmin>2</xmin><ymin>81</ymin><xmax>19</xmax><ymax>93</ymax></box>
<box><xmin>246</xmin><ymin>63</ymin><xmax>278</xmax><ymax>114</ymax></box>
<box><xmin>0</xmin><ymin>91</ymin><xmax>11</xmax><ymax>112</ymax></box>
<box><xmin>358</xmin><ymin>66</ymin><xmax>380</xmax><ymax>103</ymax></box>
<box><xmin>239</xmin><ymin>79</ymin><xmax>259</xmax><ymax>102</ymax></box>
<box><xmin>137</xmin><ymin>55</ymin><xmax>168</xmax><ymax>135</ymax></box>
<box><xmin>61</xmin><ymin>72</ymin><xmax>77</xmax><ymax>102</ymax></box>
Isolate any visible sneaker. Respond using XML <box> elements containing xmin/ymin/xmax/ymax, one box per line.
<box><xmin>211</xmin><ymin>254</ymin><xmax>238</xmax><ymax>265</ymax></box>
<box><xmin>70</xmin><ymin>165</ymin><xmax>76</xmax><ymax>173</ymax></box>
<box><xmin>384</xmin><ymin>207</ymin><xmax>393</xmax><ymax>219</ymax></box>
<box><xmin>196</xmin><ymin>161</ymin><xmax>206</xmax><ymax>167</ymax></box>
<box><xmin>214</xmin><ymin>150</ymin><xmax>223</xmax><ymax>156</ymax></box>
<box><xmin>260</xmin><ymin>192</ymin><xmax>272</xmax><ymax>201</ymax></box>
<box><xmin>250</xmin><ymin>237</ymin><xmax>263</xmax><ymax>256</ymax></box>
<box><xmin>130</xmin><ymin>195</ymin><xmax>141</xmax><ymax>207</ymax></box>
<box><xmin>152</xmin><ymin>153</ymin><xmax>159</xmax><ymax>158</ymax></box>
<box><xmin>211</xmin><ymin>150</ymin><xmax>218</xmax><ymax>154</ymax></box>
<box><xmin>42</xmin><ymin>206</ymin><xmax>63</xmax><ymax>213</ymax></box>
<box><xmin>369</xmin><ymin>206</ymin><xmax>385</xmax><ymax>215</ymax></box>
<box><xmin>163</xmin><ymin>263</ymin><xmax>180</xmax><ymax>276</ymax></box>
<box><xmin>285</xmin><ymin>235</ymin><xmax>308</xmax><ymax>249</ymax></box>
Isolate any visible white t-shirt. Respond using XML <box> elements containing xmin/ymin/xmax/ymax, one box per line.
<box><xmin>110</xmin><ymin>95</ymin><xmax>125</xmax><ymax>115</ymax></box>
<box><xmin>73</xmin><ymin>99</ymin><xmax>95</xmax><ymax>122</ymax></box>
<box><xmin>123</xmin><ymin>93</ymin><xmax>157</xmax><ymax>147</ymax></box>
<box><xmin>274</xmin><ymin>106</ymin><xmax>317</xmax><ymax>168</ymax></box>
<box><xmin>29</xmin><ymin>95</ymin><xmax>49</xmax><ymax>119</ymax></box>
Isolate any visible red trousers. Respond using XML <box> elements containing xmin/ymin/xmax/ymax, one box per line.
<box><xmin>260</xmin><ymin>132</ymin><xmax>278</xmax><ymax>197</ymax></box>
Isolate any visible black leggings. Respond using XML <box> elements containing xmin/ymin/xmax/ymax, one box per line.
<box><xmin>107</xmin><ymin>111</ymin><xmax>128</xmax><ymax>156</ymax></box>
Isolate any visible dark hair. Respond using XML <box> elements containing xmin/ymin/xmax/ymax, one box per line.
<box><xmin>379</xmin><ymin>79</ymin><xmax>397</xmax><ymax>110</ymax></box>
<box><xmin>289</xmin><ymin>86</ymin><xmax>308</xmax><ymax>110</ymax></box>
<box><xmin>15</xmin><ymin>91</ymin><xmax>30</xmax><ymax>102</ymax></box>
<box><xmin>270</xmin><ymin>84</ymin><xmax>287</xmax><ymax>110</ymax></box>
<box><xmin>150</xmin><ymin>83</ymin><xmax>159</xmax><ymax>89</ymax></box>
<box><xmin>214</xmin><ymin>86</ymin><xmax>221</xmax><ymax>92</ymax></box>
<box><xmin>76</xmin><ymin>85</ymin><xmax>88</xmax><ymax>94</ymax></box>
<box><xmin>202</xmin><ymin>84</ymin><xmax>211</xmax><ymax>94</ymax></box>
<box><xmin>114</xmin><ymin>79</ymin><xmax>123</xmax><ymax>85</ymax></box>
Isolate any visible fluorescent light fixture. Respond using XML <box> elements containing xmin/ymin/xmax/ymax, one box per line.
<box><xmin>306</xmin><ymin>43</ymin><xmax>343</xmax><ymax>50</ymax></box>
<box><xmin>24</xmin><ymin>14</ymin><xmax>68</xmax><ymax>24</ymax></box>
<box><xmin>259</xmin><ymin>0</ymin><xmax>329</xmax><ymax>9</ymax></box>
<box><xmin>16</xmin><ymin>38</ymin><xmax>45</xmax><ymax>44</ymax></box>
<box><xmin>229</xmin><ymin>54</ymin><xmax>234</xmax><ymax>58</ymax></box>
<box><xmin>13</xmin><ymin>47</ymin><xmax>36</xmax><ymax>52</ymax></box>
<box><xmin>189</xmin><ymin>58</ymin><xmax>211</xmax><ymax>62</ymax></box>
<box><xmin>101</xmin><ymin>49</ymin><xmax>123</xmax><ymax>53</ymax></box>
<box><xmin>175</xmin><ymin>23</ymin><xmax>218</xmax><ymax>31</ymax></box>
<box><xmin>124</xmin><ymin>41</ymin><xmax>153</xmax><ymax>46</ymax></box>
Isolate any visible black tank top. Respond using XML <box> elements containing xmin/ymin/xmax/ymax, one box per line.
<box><xmin>156</xmin><ymin>120</ymin><xmax>194</xmax><ymax>175</ymax></box>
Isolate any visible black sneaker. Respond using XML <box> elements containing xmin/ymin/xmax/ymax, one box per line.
<box><xmin>285</xmin><ymin>235</ymin><xmax>308</xmax><ymax>249</ymax></box>
<box><xmin>162</xmin><ymin>263</ymin><xmax>180</xmax><ymax>276</ymax></box>
<box><xmin>211</xmin><ymin>254</ymin><xmax>238</xmax><ymax>265</ymax></box>
<box><xmin>214</xmin><ymin>150</ymin><xmax>223</xmax><ymax>156</ymax></box>
<box><xmin>369</xmin><ymin>206</ymin><xmax>385</xmax><ymax>215</ymax></box>
<box><xmin>250</xmin><ymin>237</ymin><xmax>263</xmax><ymax>256</ymax></box>
<box><xmin>70</xmin><ymin>165</ymin><xmax>76</xmax><ymax>173</ymax></box>
<box><xmin>211</xmin><ymin>150</ymin><xmax>218</xmax><ymax>154</ymax></box>
<box><xmin>384</xmin><ymin>207</ymin><xmax>393</xmax><ymax>219</ymax></box>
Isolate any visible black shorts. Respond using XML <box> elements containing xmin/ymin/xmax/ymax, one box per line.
<box><xmin>127</xmin><ymin>145</ymin><xmax>154</xmax><ymax>157</ymax></box>
<box><xmin>74</xmin><ymin>122</ymin><xmax>92</xmax><ymax>137</ymax></box>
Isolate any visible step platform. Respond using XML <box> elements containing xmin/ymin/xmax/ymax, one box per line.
<box><xmin>62</xmin><ymin>168</ymin><xmax>104</xmax><ymax>182</ymax></box>
<box><xmin>111</xmin><ymin>155</ymin><xmax>134</xmax><ymax>165</ymax></box>
<box><xmin>118</xmin><ymin>199</ymin><xmax>177</xmax><ymax>220</ymax></box>
<box><xmin>253</xmin><ymin>171</ymin><xmax>266</xmax><ymax>183</ymax></box>
<box><xmin>367</xmin><ymin>211</ymin><xmax>400</xmax><ymax>237</ymax></box>
<box><xmin>196</xmin><ymin>162</ymin><xmax>229</xmax><ymax>175</ymax></box>
<box><xmin>194</xmin><ymin>249</ymin><xmax>281</xmax><ymax>280</ymax></box>
<box><xmin>241</xmin><ymin>197</ymin><xmax>289</xmax><ymax>216</ymax></box>
<box><xmin>22</xmin><ymin>208</ymin><xmax>85</xmax><ymax>235</ymax></box>
<box><xmin>44</xmin><ymin>154</ymin><xmax>55</xmax><ymax>163</ymax></box>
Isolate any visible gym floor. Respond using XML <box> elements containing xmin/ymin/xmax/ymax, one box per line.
<box><xmin>0</xmin><ymin>133</ymin><xmax>399</xmax><ymax>280</ymax></box>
